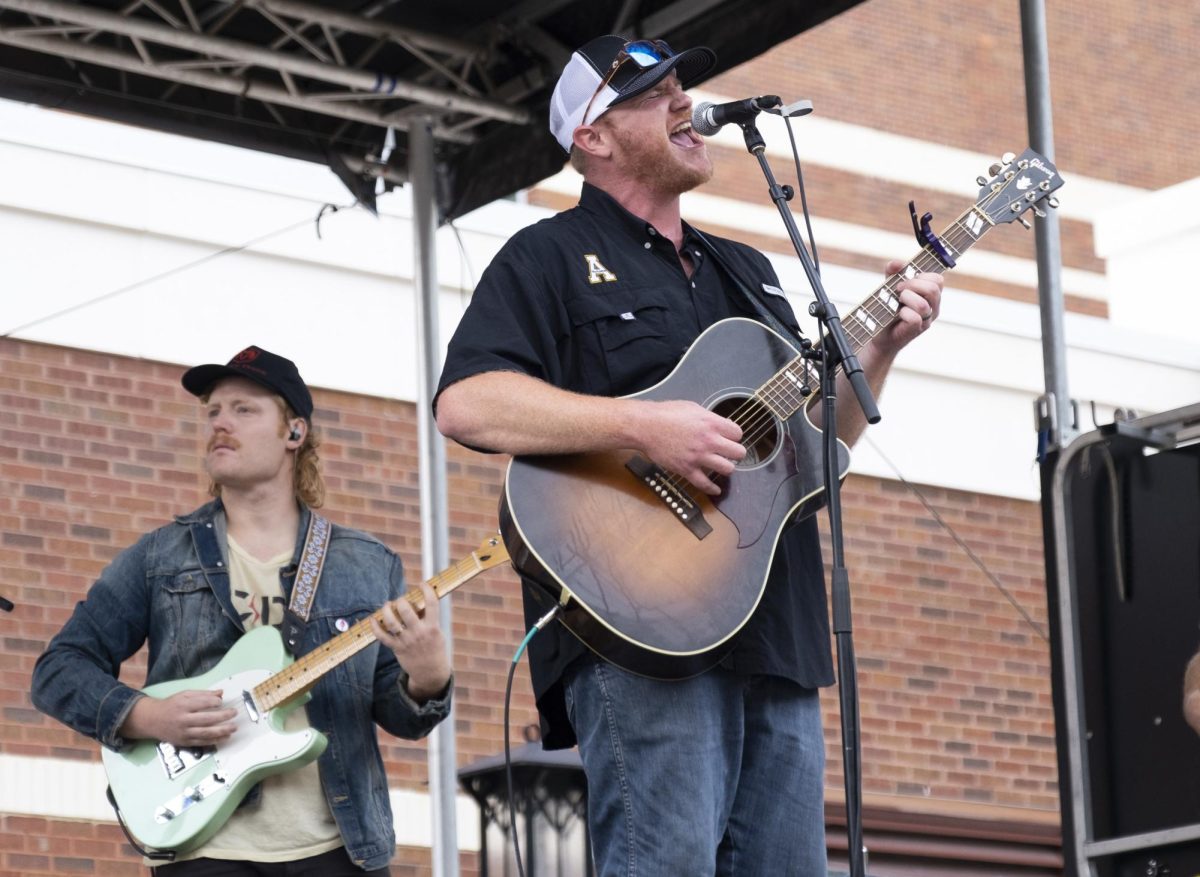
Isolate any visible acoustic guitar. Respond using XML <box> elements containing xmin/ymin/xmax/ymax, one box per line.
<box><xmin>501</xmin><ymin>149</ymin><xmax>1064</xmax><ymax>679</ymax></box>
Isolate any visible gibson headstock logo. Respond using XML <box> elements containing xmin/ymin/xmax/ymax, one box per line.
<box><xmin>1029</xmin><ymin>157</ymin><xmax>1056</xmax><ymax>179</ymax></box>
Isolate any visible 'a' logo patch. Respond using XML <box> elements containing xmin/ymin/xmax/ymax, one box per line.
<box><xmin>584</xmin><ymin>254</ymin><xmax>617</xmax><ymax>284</ymax></box>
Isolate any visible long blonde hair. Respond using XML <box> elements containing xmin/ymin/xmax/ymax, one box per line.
<box><xmin>203</xmin><ymin>395</ymin><xmax>326</xmax><ymax>509</ymax></box>
<box><xmin>286</xmin><ymin>400</ymin><xmax>325</xmax><ymax>509</ymax></box>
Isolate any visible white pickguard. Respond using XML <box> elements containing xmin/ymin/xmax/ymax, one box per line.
<box><xmin>207</xmin><ymin>669</ymin><xmax>315</xmax><ymax>783</ymax></box>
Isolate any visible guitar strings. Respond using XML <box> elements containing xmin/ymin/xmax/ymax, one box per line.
<box><xmin>724</xmin><ymin>209</ymin><xmax>985</xmax><ymax>451</ymax></box>
<box><xmin>692</xmin><ymin>186</ymin><xmax>1004</xmax><ymax>482</ymax></box>
<box><xmin>728</xmin><ymin>218</ymin><xmax>979</xmax><ymax>446</ymax></box>
<box><xmin>649</xmin><ymin>196</ymin><xmax>999</xmax><ymax>501</ymax></box>
<box><xmin>252</xmin><ymin>551</ymin><xmax>489</xmax><ymax>710</ymax></box>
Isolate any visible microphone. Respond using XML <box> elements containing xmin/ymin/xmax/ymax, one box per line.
<box><xmin>691</xmin><ymin>96</ymin><xmax>780</xmax><ymax>136</ymax></box>
<box><xmin>0</xmin><ymin>595</ymin><xmax>13</xmax><ymax>613</ymax></box>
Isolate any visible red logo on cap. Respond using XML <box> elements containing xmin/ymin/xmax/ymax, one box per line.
<box><xmin>231</xmin><ymin>347</ymin><xmax>261</xmax><ymax>365</ymax></box>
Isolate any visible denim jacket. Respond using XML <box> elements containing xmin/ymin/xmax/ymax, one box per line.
<box><xmin>31</xmin><ymin>499</ymin><xmax>452</xmax><ymax>871</ymax></box>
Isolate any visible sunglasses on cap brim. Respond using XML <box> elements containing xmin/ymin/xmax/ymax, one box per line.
<box><xmin>581</xmin><ymin>39</ymin><xmax>676</xmax><ymax>126</ymax></box>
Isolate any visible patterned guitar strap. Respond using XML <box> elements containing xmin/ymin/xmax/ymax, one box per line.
<box><xmin>280</xmin><ymin>512</ymin><xmax>331</xmax><ymax>656</ymax></box>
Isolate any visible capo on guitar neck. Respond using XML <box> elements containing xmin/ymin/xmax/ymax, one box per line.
<box><xmin>908</xmin><ymin>200</ymin><xmax>956</xmax><ymax>269</ymax></box>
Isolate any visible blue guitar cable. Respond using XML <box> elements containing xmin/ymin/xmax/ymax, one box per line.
<box><xmin>504</xmin><ymin>604</ymin><xmax>561</xmax><ymax>877</ymax></box>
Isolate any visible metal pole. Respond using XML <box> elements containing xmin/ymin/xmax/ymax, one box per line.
<box><xmin>1020</xmin><ymin>0</ymin><xmax>1076</xmax><ymax>449</ymax></box>
<box><xmin>1024</xmin><ymin>4</ymin><xmax>1080</xmax><ymax>873</ymax></box>
<box><xmin>410</xmin><ymin>116</ymin><xmax>459</xmax><ymax>877</ymax></box>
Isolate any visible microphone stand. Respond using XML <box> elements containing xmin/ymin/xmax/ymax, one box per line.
<box><xmin>734</xmin><ymin>114</ymin><xmax>875</xmax><ymax>877</ymax></box>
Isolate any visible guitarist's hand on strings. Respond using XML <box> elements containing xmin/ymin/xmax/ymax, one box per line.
<box><xmin>635</xmin><ymin>399</ymin><xmax>745</xmax><ymax>497</ymax></box>
<box><xmin>877</xmin><ymin>259</ymin><xmax>944</xmax><ymax>352</ymax></box>
<box><xmin>121</xmin><ymin>689</ymin><xmax>238</xmax><ymax>746</ymax></box>
<box><xmin>821</xmin><ymin>261</ymin><xmax>944</xmax><ymax>448</ymax></box>
<box><xmin>372</xmin><ymin>581</ymin><xmax>452</xmax><ymax>703</ymax></box>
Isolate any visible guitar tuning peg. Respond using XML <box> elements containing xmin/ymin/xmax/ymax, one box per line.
<box><xmin>1032</xmin><ymin>205</ymin><xmax>1047</xmax><ymax>218</ymax></box>
<box><xmin>1001</xmin><ymin>151</ymin><xmax>1016</xmax><ymax>164</ymax></box>
<box><xmin>988</xmin><ymin>163</ymin><xmax>1003</xmax><ymax>177</ymax></box>
<box><xmin>976</xmin><ymin>176</ymin><xmax>988</xmax><ymax>186</ymax></box>
<box><xmin>1016</xmin><ymin>216</ymin><xmax>1032</xmax><ymax>230</ymax></box>
<box><xmin>1047</xmin><ymin>196</ymin><xmax>1060</xmax><ymax>209</ymax></box>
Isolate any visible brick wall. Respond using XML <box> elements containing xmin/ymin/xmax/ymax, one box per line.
<box><xmin>0</xmin><ymin>815</ymin><xmax>473</xmax><ymax>877</ymax></box>
<box><xmin>711</xmin><ymin>0</ymin><xmax>1200</xmax><ymax>190</ymax></box>
<box><xmin>832</xmin><ymin>477</ymin><xmax>1055</xmax><ymax>811</ymax></box>
<box><xmin>0</xmin><ymin>331</ymin><xmax>1054</xmax><ymax>873</ymax></box>
<box><xmin>664</xmin><ymin>0</ymin><xmax>1200</xmax><ymax>325</ymax></box>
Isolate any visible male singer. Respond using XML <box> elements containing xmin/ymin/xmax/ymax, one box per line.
<box><xmin>436</xmin><ymin>35</ymin><xmax>942</xmax><ymax>875</ymax></box>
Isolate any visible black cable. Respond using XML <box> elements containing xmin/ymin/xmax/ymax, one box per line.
<box><xmin>504</xmin><ymin>605</ymin><xmax>561</xmax><ymax>877</ymax></box>
<box><xmin>1092</xmin><ymin>444</ymin><xmax>1129</xmax><ymax>602</ymax></box>
<box><xmin>1</xmin><ymin>202</ymin><xmax>356</xmax><ymax>339</ymax></box>
<box><xmin>502</xmin><ymin>648</ymin><xmax>527</xmax><ymax>877</ymax></box>
<box><xmin>784</xmin><ymin>115</ymin><xmax>820</xmax><ymax>274</ymax></box>
<box><xmin>865</xmin><ymin>435</ymin><xmax>1050</xmax><ymax>643</ymax></box>
<box><xmin>445</xmin><ymin>218</ymin><xmax>477</xmax><ymax>305</ymax></box>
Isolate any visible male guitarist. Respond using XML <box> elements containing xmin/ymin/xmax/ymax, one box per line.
<box><xmin>32</xmin><ymin>346</ymin><xmax>453</xmax><ymax>875</ymax></box>
<box><xmin>435</xmin><ymin>35</ymin><xmax>943</xmax><ymax>875</ymax></box>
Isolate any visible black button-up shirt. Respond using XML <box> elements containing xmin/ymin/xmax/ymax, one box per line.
<box><xmin>437</xmin><ymin>183</ymin><xmax>834</xmax><ymax>748</ymax></box>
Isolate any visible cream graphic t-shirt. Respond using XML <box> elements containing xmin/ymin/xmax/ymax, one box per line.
<box><xmin>176</xmin><ymin>535</ymin><xmax>343</xmax><ymax>863</ymax></box>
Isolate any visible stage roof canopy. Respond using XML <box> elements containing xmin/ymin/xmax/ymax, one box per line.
<box><xmin>0</xmin><ymin>0</ymin><xmax>865</xmax><ymax>219</ymax></box>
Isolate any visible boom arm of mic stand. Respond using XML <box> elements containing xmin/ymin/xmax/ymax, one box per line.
<box><xmin>736</xmin><ymin>121</ymin><xmax>879</xmax><ymax>424</ymax></box>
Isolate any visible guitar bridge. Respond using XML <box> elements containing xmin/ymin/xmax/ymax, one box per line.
<box><xmin>154</xmin><ymin>772</ymin><xmax>227</xmax><ymax>823</ymax></box>
<box><xmin>625</xmin><ymin>456</ymin><xmax>713</xmax><ymax>541</ymax></box>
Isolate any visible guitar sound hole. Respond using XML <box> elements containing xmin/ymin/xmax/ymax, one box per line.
<box><xmin>712</xmin><ymin>396</ymin><xmax>779</xmax><ymax>468</ymax></box>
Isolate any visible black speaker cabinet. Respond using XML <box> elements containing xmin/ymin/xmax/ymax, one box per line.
<box><xmin>1044</xmin><ymin>406</ymin><xmax>1200</xmax><ymax>877</ymax></box>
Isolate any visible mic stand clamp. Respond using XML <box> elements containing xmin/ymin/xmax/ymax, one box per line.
<box><xmin>735</xmin><ymin>116</ymin><xmax>871</xmax><ymax>877</ymax></box>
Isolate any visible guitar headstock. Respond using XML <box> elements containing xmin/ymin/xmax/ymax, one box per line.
<box><xmin>473</xmin><ymin>534</ymin><xmax>510</xmax><ymax>571</ymax></box>
<box><xmin>975</xmin><ymin>148</ymin><xmax>1064</xmax><ymax>229</ymax></box>
<box><xmin>423</xmin><ymin>535</ymin><xmax>512</xmax><ymax>602</ymax></box>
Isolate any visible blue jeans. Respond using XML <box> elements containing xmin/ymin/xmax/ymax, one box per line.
<box><xmin>564</xmin><ymin>657</ymin><xmax>827</xmax><ymax>876</ymax></box>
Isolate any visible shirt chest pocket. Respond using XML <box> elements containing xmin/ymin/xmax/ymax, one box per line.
<box><xmin>156</xmin><ymin>569</ymin><xmax>229</xmax><ymax>676</ymax></box>
<box><xmin>565</xmin><ymin>286</ymin><xmax>677</xmax><ymax>395</ymax></box>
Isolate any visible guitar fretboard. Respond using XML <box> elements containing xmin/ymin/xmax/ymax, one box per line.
<box><xmin>252</xmin><ymin>540</ymin><xmax>505</xmax><ymax>712</ymax></box>
<box><xmin>753</xmin><ymin>204</ymin><xmax>994</xmax><ymax>421</ymax></box>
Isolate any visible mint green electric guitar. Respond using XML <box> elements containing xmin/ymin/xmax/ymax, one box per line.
<box><xmin>101</xmin><ymin>536</ymin><xmax>509</xmax><ymax>856</ymax></box>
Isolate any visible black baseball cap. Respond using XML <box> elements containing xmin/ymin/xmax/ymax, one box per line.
<box><xmin>181</xmin><ymin>345</ymin><xmax>313</xmax><ymax>421</ymax></box>
<box><xmin>549</xmin><ymin>34</ymin><xmax>717</xmax><ymax>151</ymax></box>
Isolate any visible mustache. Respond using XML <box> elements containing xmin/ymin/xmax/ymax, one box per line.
<box><xmin>207</xmin><ymin>436</ymin><xmax>241</xmax><ymax>453</ymax></box>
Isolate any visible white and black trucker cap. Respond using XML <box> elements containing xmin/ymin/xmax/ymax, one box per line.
<box><xmin>548</xmin><ymin>34</ymin><xmax>717</xmax><ymax>152</ymax></box>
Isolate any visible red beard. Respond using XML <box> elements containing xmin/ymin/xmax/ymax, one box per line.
<box><xmin>607</xmin><ymin>121</ymin><xmax>713</xmax><ymax>196</ymax></box>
